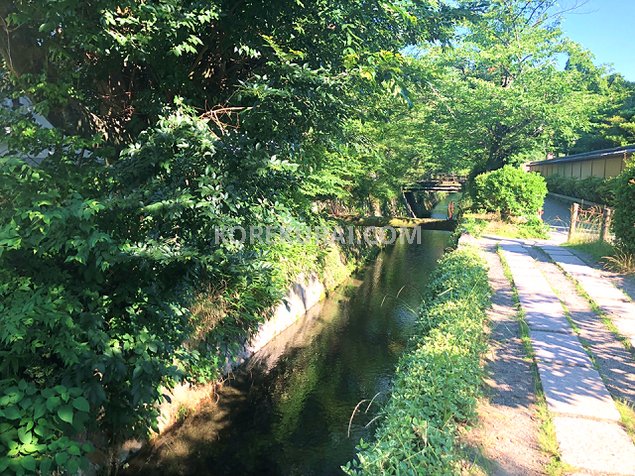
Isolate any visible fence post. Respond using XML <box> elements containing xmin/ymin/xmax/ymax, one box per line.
<box><xmin>568</xmin><ymin>203</ymin><xmax>579</xmax><ymax>242</ymax></box>
<box><xmin>447</xmin><ymin>201</ymin><xmax>455</xmax><ymax>220</ymax></box>
<box><xmin>600</xmin><ymin>207</ymin><xmax>613</xmax><ymax>243</ymax></box>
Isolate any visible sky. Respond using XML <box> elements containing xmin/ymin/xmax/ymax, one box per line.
<box><xmin>558</xmin><ymin>0</ymin><xmax>635</xmax><ymax>80</ymax></box>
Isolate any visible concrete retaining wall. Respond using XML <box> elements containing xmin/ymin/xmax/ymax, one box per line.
<box><xmin>152</xmin><ymin>253</ymin><xmax>351</xmax><ymax>438</ymax></box>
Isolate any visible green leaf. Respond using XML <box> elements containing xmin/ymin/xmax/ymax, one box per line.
<box><xmin>66</xmin><ymin>457</ymin><xmax>80</xmax><ymax>474</ymax></box>
<box><xmin>54</xmin><ymin>452</ymin><xmax>68</xmax><ymax>466</ymax></box>
<box><xmin>20</xmin><ymin>442</ymin><xmax>39</xmax><ymax>454</ymax></box>
<box><xmin>4</xmin><ymin>406</ymin><xmax>20</xmax><ymax>420</ymax></box>
<box><xmin>17</xmin><ymin>427</ymin><xmax>32</xmax><ymax>445</ymax></box>
<box><xmin>45</xmin><ymin>396</ymin><xmax>60</xmax><ymax>412</ymax></box>
<box><xmin>33</xmin><ymin>403</ymin><xmax>45</xmax><ymax>420</ymax></box>
<box><xmin>57</xmin><ymin>405</ymin><xmax>73</xmax><ymax>424</ymax></box>
<box><xmin>67</xmin><ymin>444</ymin><xmax>81</xmax><ymax>456</ymax></box>
<box><xmin>33</xmin><ymin>424</ymin><xmax>49</xmax><ymax>437</ymax></box>
<box><xmin>20</xmin><ymin>455</ymin><xmax>37</xmax><ymax>471</ymax></box>
<box><xmin>72</xmin><ymin>397</ymin><xmax>89</xmax><ymax>413</ymax></box>
<box><xmin>39</xmin><ymin>458</ymin><xmax>52</xmax><ymax>475</ymax></box>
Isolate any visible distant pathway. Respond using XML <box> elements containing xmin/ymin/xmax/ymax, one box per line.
<box><xmin>542</xmin><ymin>196</ymin><xmax>571</xmax><ymax>232</ymax></box>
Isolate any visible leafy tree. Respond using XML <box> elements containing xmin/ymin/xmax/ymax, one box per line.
<box><xmin>571</xmin><ymin>75</ymin><xmax>635</xmax><ymax>152</ymax></box>
<box><xmin>419</xmin><ymin>0</ymin><xmax>604</xmax><ymax>174</ymax></box>
<box><xmin>0</xmin><ymin>1</ymin><xmax>481</xmax><ymax>473</ymax></box>
<box><xmin>0</xmin><ymin>0</ymin><xmax>461</xmax><ymax>149</ymax></box>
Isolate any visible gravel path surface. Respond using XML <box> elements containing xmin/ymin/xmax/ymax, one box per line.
<box><xmin>462</xmin><ymin>239</ymin><xmax>548</xmax><ymax>475</ymax></box>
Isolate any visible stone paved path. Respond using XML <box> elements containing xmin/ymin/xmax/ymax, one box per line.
<box><xmin>499</xmin><ymin>241</ymin><xmax>635</xmax><ymax>475</ymax></box>
<box><xmin>529</xmin><ymin>247</ymin><xmax>635</xmax><ymax>406</ymax></box>
<box><xmin>461</xmin><ymin>239</ymin><xmax>548</xmax><ymax>475</ymax></box>
<box><xmin>540</xmin><ymin>245</ymin><xmax>635</xmax><ymax>349</ymax></box>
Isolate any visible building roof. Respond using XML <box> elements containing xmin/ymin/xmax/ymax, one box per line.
<box><xmin>529</xmin><ymin>144</ymin><xmax>635</xmax><ymax>166</ymax></box>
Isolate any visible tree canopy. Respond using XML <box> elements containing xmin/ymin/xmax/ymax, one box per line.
<box><xmin>0</xmin><ymin>0</ymin><xmax>626</xmax><ymax>474</ymax></box>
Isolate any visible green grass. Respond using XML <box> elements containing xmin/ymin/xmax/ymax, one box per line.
<box><xmin>564</xmin><ymin>239</ymin><xmax>616</xmax><ymax>262</ymax></box>
<box><xmin>344</xmin><ymin>247</ymin><xmax>491</xmax><ymax>475</ymax></box>
<box><xmin>461</xmin><ymin>213</ymin><xmax>549</xmax><ymax>239</ymax></box>
<box><xmin>497</xmin><ymin>248</ymin><xmax>566</xmax><ymax>476</ymax></box>
<box><xmin>616</xmin><ymin>400</ymin><xmax>635</xmax><ymax>445</ymax></box>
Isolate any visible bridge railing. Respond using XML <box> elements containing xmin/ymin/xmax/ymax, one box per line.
<box><xmin>414</xmin><ymin>174</ymin><xmax>467</xmax><ymax>184</ymax></box>
<box><xmin>402</xmin><ymin>174</ymin><xmax>467</xmax><ymax>192</ymax></box>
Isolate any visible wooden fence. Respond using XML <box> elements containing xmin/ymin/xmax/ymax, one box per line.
<box><xmin>568</xmin><ymin>202</ymin><xmax>614</xmax><ymax>243</ymax></box>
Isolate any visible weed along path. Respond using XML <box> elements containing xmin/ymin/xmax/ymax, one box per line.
<box><xmin>477</xmin><ymin>234</ymin><xmax>635</xmax><ymax>475</ymax></box>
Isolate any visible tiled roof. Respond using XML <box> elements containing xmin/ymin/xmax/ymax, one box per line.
<box><xmin>529</xmin><ymin>145</ymin><xmax>635</xmax><ymax>166</ymax></box>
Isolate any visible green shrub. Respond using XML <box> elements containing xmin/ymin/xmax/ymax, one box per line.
<box><xmin>344</xmin><ymin>247</ymin><xmax>490</xmax><ymax>475</ymax></box>
<box><xmin>612</xmin><ymin>163</ymin><xmax>635</xmax><ymax>256</ymax></box>
<box><xmin>545</xmin><ymin>175</ymin><xmax>618</xmax><ymax>205</ymax></box>
<box><xmin>473</xmin><ymin>165</ymin><xmax>547</xmax><ymax>219</ymax></box>
<box><xmin>0</xmin><ymin>110</ymin><xmax>335</xmax><ymax>473</ymax></box>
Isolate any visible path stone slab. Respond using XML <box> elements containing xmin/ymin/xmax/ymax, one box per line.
<box><xmin>529</xmin><ymin>331</ymin><xmax>592</xmax><ymax>367</ymax></box>
<box><xmin>575</xmin><ymin>274</ymin><xmax>633</xmax><ymax>306</ymax></box>
<box><xmin>536</xmin><ymin>362</ymin><xmax>621</xmax><ymax>421</ymax></box>
<box><xmin>501</xmin><ymin>248</ymin><xmax>572</xmax><ymax>333</ymax></box>
<box><xmin>539</xmin><ymin>246</ymin><xmax>573</xmax><ymax>256</ymax></box>
<box><xmin>523</xmin><ymin>308</ymin><xmax>572</xmax><ymax>334</ymax></box>
<box><xmin>515</xmin><ymin>286</ymin><xmax>570</xmax><ymax>333</ymax></box>
<box><xmin>559</xmin><ymin>263</ymin><xmax>595</xmax><ymax>279</ymax></box>
<box><xmin>553</xmin><ymin>416</ymin><xmax>635</xmax><ymax>475</ymax></box>
<box><xmin>545</xmin><ymin>250</ymin><xmax>635</xmax><ymax>347</ymax></box>
<box><xmin>549</xmin><ymin>254</ymin><xmax>589</xmax><ymax>268</ymax></box>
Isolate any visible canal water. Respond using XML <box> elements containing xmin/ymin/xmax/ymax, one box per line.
<box><xmin>129</xmin><ymin>199</ymin><xmax>454</xmax><ymax>476</ymax></box>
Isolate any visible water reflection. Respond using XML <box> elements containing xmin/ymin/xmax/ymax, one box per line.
<box><xmin>129</xmin><ymin>199</ymin><xmax>454</xmax><ymax>476</ymax></box>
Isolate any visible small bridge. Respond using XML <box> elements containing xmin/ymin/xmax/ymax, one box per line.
<box><xmin>403</xmin><ymin>174</ymin><xmax>467</xmax><ymax>193</ymax></box>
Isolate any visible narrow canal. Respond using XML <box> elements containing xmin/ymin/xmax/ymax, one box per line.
<box><xmin>128</xmin><ymin>198</ymin><xmax>454</xmax><ymax>476</ymax></box>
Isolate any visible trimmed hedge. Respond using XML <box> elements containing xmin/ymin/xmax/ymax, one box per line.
<box><xmin>473</xmin><ymin>166</ymin><xmax>547</xmax><ymax>219</ymax></box>
<box><xmin>344</xmin><ymin>247</ymin><xmax>491</xmax><ymax>475</ymax></box>
<box><xmin>545</xmin><ymin>175</ymin><xmax>617</xmax><ymax>206</ymax></box>
<box><xmin>613</xmin><ymin>164</ymin><xmax>635</xmax><ymax>256</ymax></box>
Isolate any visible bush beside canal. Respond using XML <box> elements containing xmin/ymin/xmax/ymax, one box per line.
<box><xmin>457</xmin><ymin>166</ymin><xmax>550</xmax><ymax>240</ymax></box>
<box><xmin>344</xmin><ymin>247</ymin><xmax>490</xmax><ymax>475</ymax></box>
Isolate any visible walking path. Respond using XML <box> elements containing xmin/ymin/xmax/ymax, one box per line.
<box><xmin>529</xmin><ymin>247</ymin><xmax>635</xmax><ymax>406</ymax></box>
<box><xmin>541</xmin><ymin>246</ymin><xmax>635</xmax><ymax>348</ymax></box>
<box><xmin>493</xmin><ymin>239</ymin><xmax>635</xmax><ymax>475</ymax></box>
<box><xmin>461</xmin><ymin>239</ymin><xmax>547</xmax><ymax>475</ymax></box>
